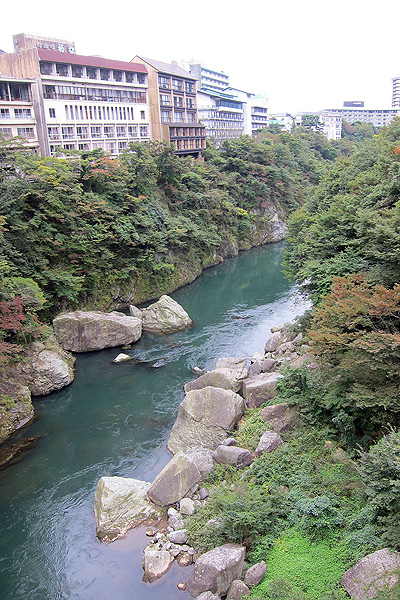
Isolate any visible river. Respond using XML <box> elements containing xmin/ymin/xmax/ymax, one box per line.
<box><xmin>0</xmin><ymin>242</ymin><xmax>310</xmax><ymax>600</ymax></box>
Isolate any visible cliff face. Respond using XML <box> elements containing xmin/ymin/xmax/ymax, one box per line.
<box><xmin>109</xmin><ymin>207</ymin><xmax>286</xmax><ymax>309</ymax></box>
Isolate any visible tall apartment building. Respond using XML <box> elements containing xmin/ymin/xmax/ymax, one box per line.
<box><xmin>188</xmin><ymin>64</ymin><xmax>230</xmax><ymax>92</ymax></box>
<box><xmin>0</xmin><ymin>36</ymin><xmax>150</xmax><ymax>156</ymax></box>
<box><xmin>248</xmin><ymin>96</ymin><xmax>269</xmax><ymax>135</ymax></box>
<box><xmin>132</xmin><ymin>56</ymin><xmax>206</xmax><ymax>158</ymax></box>
<box><xmin>197</xmin><ymin>89</ymin><xmax>244</xmax><ymax>147</ymax></box>
<box><xmin>392</xmin><ymin>78</ymin><xmax>400</xmax><ymax>108</ymax></box>
<box><xmin>0</xmin><ymin>77</ymin><xmax>40</xmax><ymax>151</ymax></box>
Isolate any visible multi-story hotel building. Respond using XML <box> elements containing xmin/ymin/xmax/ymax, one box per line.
<box><xmin>0</xmin><ymin>77</ymin><xmax>40</xmax><ymax>151</ymax></box>
<box><xmin>132</xmin><ymin>56</ymin><xmax>206</xmax><ymax>158</ymax></box>
<box><xmin>189</xmin><ymin>64</ymin><xmax>230</xmax><ymax>93</ymax></box>
<box><xmin>0</xmin><ymin>35</ymin><xmax>150</xmax><ymax>156</ymax></box>
<box><xmin>326</xmin><ymin>107</ymin><xmax>399</xmax><ymax>129</ymax></box>
<box><xmin>392</xmin><ymin>77</ymin><xmax>400</xmax><ymax>108</ymax></box>
<box><xmin>197</xmin><ymin>89</ymin><xmax>244</xmax><ymax>147</ymax></box>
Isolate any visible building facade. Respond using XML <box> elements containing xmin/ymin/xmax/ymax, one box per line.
<box><xmin>197</xmin><ymin>89</ymin><xmax>244</xmax><ymax>147</ymax></box>
<box><xmin>327</xmin><ymin>107</ymin><xmax>399</xmax><ymax>129</ymax></box>
<box><xmin>0</xmin><ymin>43</ymin><xmax>150</xmax><ymax>156</ymax></box>
<box><xmin>132</xmin><ymin>56</ymin><xmax>206</xmax><ymax>158</ymax></box>
<box><xmin>0</xmin><ymin>77</ymin><xmax>40</xmax><ymax>151</ymax></box>
<box><xmin>188</xmin><ymin>63</ymin><xmax>230</xmax><ymax>92</ymax></box>
<box><xmin>392</xmin><ymin>78</ymin><xmax>400</xmax><ymax>108</ymax></box>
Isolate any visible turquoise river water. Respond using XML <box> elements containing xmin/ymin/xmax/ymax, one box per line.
<box><xmin>0</xmin><ymin>242</ymin><xmax>310</xmax><ymax>600</ymax></box>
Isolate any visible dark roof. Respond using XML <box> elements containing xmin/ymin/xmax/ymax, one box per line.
<box><xmin>38</xmin><ymin>49</ymin><xmax>147</xmax><ymax>73</ymax></box>
<box><xmin>133</xmin><ymin>56</ymin><xmax>195</xmax><ymax>80</ymax></box>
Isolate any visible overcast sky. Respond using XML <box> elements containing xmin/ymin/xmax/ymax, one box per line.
<box><xmin>1</xmin><ymin>0</ymin><xmax>399</xmax><ymax>114</ymax></box>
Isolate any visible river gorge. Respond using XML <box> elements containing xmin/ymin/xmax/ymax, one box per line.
<box><xmin>0</xmin><ymin>242</ymin><xmax>310</xmax><ymax>600</ymax></box>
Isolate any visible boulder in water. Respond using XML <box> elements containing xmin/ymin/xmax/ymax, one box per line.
<box><xmin>141</xmin><ymin>295</ymin><xmax>192</xmax><ymax>333</ymax></box>
<box><xmin>53</xmin><ymin>310</ymin><xmax>142</xmax><ymax>352</ymax></box>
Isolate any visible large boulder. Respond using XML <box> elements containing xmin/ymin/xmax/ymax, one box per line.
<box><xmin>30</xmin><ymin>349</ymin><xmax>74</xmax><ymax>395</ymax></box>
<box><xmin>184</xmin><ymin>369</ymin><xmax>242</xmax><ymax>394</ymax></box>
<box><xmin>260</xmin><ymin>403</ymin><xmax>301</xmax><ymax>433</ymax></box>
<box><xmin>53</xmin><ymin>311</ymin><xmax>142</xmax><ymax>352</ymax></box>
<box><xmin>94</xmin><ymin>476</ymin><xmax>159</xmax><ymax>542</ymax></box>
<box><xmin>255</xmin><ymin>431</ymin><xmax>284</xmax><ymax>457</ymax></box>
<box><xmin>168</xmin><ymin>387</ymin><xmax>246</xmax><ymax>454</ymax></box>
<box><xmin>142</xmin><ymin>549</ymin><xmax>174</xmax><ymax>583</ymax></box>
<box><xmin>215</xmin><ymin>357</ymin><xmax>249</xmax><ymax>380</ymax></box>
<box><xmin>147</xmin><ymin>451</ymin><xmax>202</xmax><ymax>506</ymax></box>
<box><xmin>212</xmin><ymin>445</ymin><xmax>253</xmax><ymax>468</ymax></box>
<box><xmin>186</xmin><ymin>544</ymin><xmax>246</xmax><ymax>597</ymax></box>
<box><xmin>141</xmin><ymin>295</ymin><xmax>192</xmax><ymax>333</ymax></box>
<box><xmin>242</xmin><ymin>372</ymin><xmax>283</xmax><ymax>408</ymax></box>
<box><xmin>340</xmin><ymin>548</ymin><xmax>400</xmax><ymax>600</ymax></box>
<box><xmin>186</xmin><ymin>447</ymin><xmax>215</xmax><ymax>478</ymax></box>
<box><xmin>244</xmin><ymin>561</ymin><xmax>267</xmax><ymax>587</ymax></box>
<box><xmin>227</xmin><ymin>580</ymin><xmax>250</xmax><ymax>599</ymax></box>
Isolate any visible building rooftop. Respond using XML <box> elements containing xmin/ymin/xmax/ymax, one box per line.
<box><xmin>38</xmin><ymin>49</ymin><xmax>147</xmax><ymax>73</ymax></box>
<box><xmin>134</xmin><ymin>56</ymin><xmax>195</xmax><ymax>79</ymax></box>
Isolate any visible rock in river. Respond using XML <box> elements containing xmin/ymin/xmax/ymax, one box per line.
<box><xmin>141</xmin><ymin>295</ymin><xmax>192</xmax><ymax>334</ymax></box>
<box><xmin>53</xmin><ymin>310</ymin><xmax>142</xmax><ymax>352</ymax></box>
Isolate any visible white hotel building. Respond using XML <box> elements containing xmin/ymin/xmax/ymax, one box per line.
<box><xmin>0</xmin><ymin>37</ymin><xmax>150</xmax><ymax>156</ymax></box>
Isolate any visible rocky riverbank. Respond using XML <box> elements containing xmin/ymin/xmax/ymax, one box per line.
<box><xmin>94</xmin><ymin>323</ymin><xmax>400</xmax><ymax>600</ymax></box>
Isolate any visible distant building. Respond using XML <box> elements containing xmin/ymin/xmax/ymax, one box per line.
<box><xmin>267</xmin><ymin>113</ymin><xmax>294</xmax><ymax>132</ymax></box>
<box><xmin>0</xmin><ymin>77</ymin><xmax>40</xmax><ymax>151</ymax></box>
<box><xmin>343</xmin><ymin>101</ymin><xmax>364</xmax><ymax>108</ymax></box>
<box><xmin>295</xmin><ymin>112</ymin><xmax>342</xmax><ymax>140</ymax></box>
<box><xmin>189</xmin><ymin>63</ymin><xmax>230</xmax><ymax>92</ymax></box>
<box><xmin>0</xmin><ymin>39</ymin><xmax>150</xmax><ymax>156</ymax></box>
<box><xmin>249</xmin><ymin>96</ymin><xmax>269</xmax><ymax>134</ymax></box>
<box><xmin>327</xmin><ymin>107</ymin><xmax>399</xmax><ymax>129</ymax></box>
<box><xmin>392</xmin><ymin>77</ymin><xmax>400</xmax><ymax>108</ymax></box>
<box><xmin>132</xmin><ymin>56</ymin><xmax>206</xmax><ymax>158</ymax></box>
<box><xmin>197</xmin><ymin>88</ymin><xmax>244</xmax><ymax>146</ymax></box>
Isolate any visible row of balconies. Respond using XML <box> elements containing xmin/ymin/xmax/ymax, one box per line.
<box><xmin>40</xmin><ymin>62</ymin><xmax>146</xmax><ymax>85</ymax></box>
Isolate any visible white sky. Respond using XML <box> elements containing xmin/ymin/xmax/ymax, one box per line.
<box><xmin>1</xmin><ymin>0</ymin><xmax>399</xmax><ymax>114</ymax></box>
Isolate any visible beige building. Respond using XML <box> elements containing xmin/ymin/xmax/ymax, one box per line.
<box><xmin>132</xmin><ymin>56</ymin><xmax>206</xmax><ymax>158</ymax></box>
<box><xmin>0</xmin><ymin>38</ymin><xmax>150</xmax><ymax>156</ymax></box>
<box><xmin>0</xmin><ymin>77</ymin><xmax>40</xmax><ymax>151</ymax></box>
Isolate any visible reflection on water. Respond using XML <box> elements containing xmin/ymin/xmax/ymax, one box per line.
<box><xmin>0</xmin><ymin>242</ymin><xmax>310</xmax><ymax>600</ymax></box>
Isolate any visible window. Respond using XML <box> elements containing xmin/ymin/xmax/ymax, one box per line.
<box><xmin>118</xmin><ymin>141</ymin><xmax>127</xmax><ymax>151</ymax></box>
<box><xmin>14</xmin><ymin>108</ymin><xmax>32</xmax><ymax>119</ymax></box>
<box><xmin>0</xmin><ymin>127</ymin><xmax>12</xmax><ymax>137</ymax></box>
<box><xmin>17</xmin><ymin>127</ymin><xmax>35</xmax><ymax>139</ymax></box>
<box><xmin>186</xmin><ymin>98</ymin><xmax>195</xmax><ymax>109</ymax></box>
<box><xmin>172</xmin><ymin>79</ymin><xmax>182</xmax><ymax>91</ymax></box>
<box><xmin>10</xmin><ymin>83</ymin><xmax>31</xmax><ymax>101</ymax></box>
<box><xmin>0</xmin><ymin>108</ymin><xmax>10</xmax><ymax>119</ymax></box>
<box><xmin>44</xmin><ymin>85</ymin><xmax>56</xmax><ymax>99</ymax></box>
<box><xmin>105</xmin><ymin>141</ymin><xmax>116</xmax><ymax>153</ymax></box>
<box><xmin>174</xmin><ymin>97</ymin><xmax>183</xmax><ymax>108</ymax></box>
<box><xmin>125</xmin><ymin>72</ymin><xmax>134</xmax><ymax>83</ymax></box>
<box><xmin>158</xmin><ymin>75</ymin><xmax>170</xmax><ymax>89</ymax></box>
<box><xmin>128</xmin><ymin>125</ymin><xmax>137</xmax><ymax>137</ymax></box>
<box><xmin>116</xmin><ymin>126</ymin><xmax>126</xmax><ymax>137</ymax></box>
<box><xmin>40</xmin><ymin>62</ymin><xmax>53</xmax><ymax>75</ymax></box>
<box><xmin>104</xmin><ymin>126</ymin><xmax>115</xmax><ymax>138</ymax></box>
<box><xmin>71</xmin><ymin>65</ymin><xmax>83</xmax><ymax>78</ymax></box>
<box><xmin>139</xmin><ymin>126</ymin><xmax>148</xmax><ymax>137</ymax></box>
<box><xmin>56</xmin><ymin>63</ymin><xmax>69</xmax><ymax>77</ymax></box>
<box><xmin>160</xmin><ymin>94</ymin><xmax>171</xmax><ymax>106</ymax></box>
<box><xmin>161</xmin><ymin>110</ymin><xmax>171</xmax><ymax>123</ymax></box>
<box><xmin>86</xmin><ymin>67</ymin><xmax>97</xmax><ymax>79</ymax></box>
<box><xmin>174</xmin><ymin>112</ymin><xmax>184</xmax><ymax>123</ymax></box>
<box><xmin>48</xmin><ymin>127</ymin><xmax>60</xmax><ymax>140</ymax></box>
<box><xmin>91</xmin><ymin>126</ymin><xmax>102</xmax><ymax>138</ymax></box>
<box><xmin>113</xmin><ymin>70</ymin><xmax>123</xmax><ymax>82</ymax></box>
<box><xmin>62</xmin><ymin>126</ymin><xmax>75</xmax><ymax>139</ymax></box>
<box><xmin>76</xmin><ymin>126</ymin><xmax>89</xmax><ymax>139</ymax></box>
<box><xmin>49</xmin><ymin>108</ymin><xmax>56</xmax><ymax>118</ymax></box>
<box><xmin>100</xmin><ymin>69</ymin><xmax>110</xmax><ymax>81</ymax></box>
<box><xmin>185</xmin><ymin>81</ymin><xmax>195</xmax><ymax>93</ymax></box>
<box><xmin>137</xmin><ymin>73</ymin><xmax>145</xmax><ymax>84</ymax></box>
<box><xmin>78</xmin><ymin>143</ymin><xmax>90</xmax><ymax>151</ymax></box>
